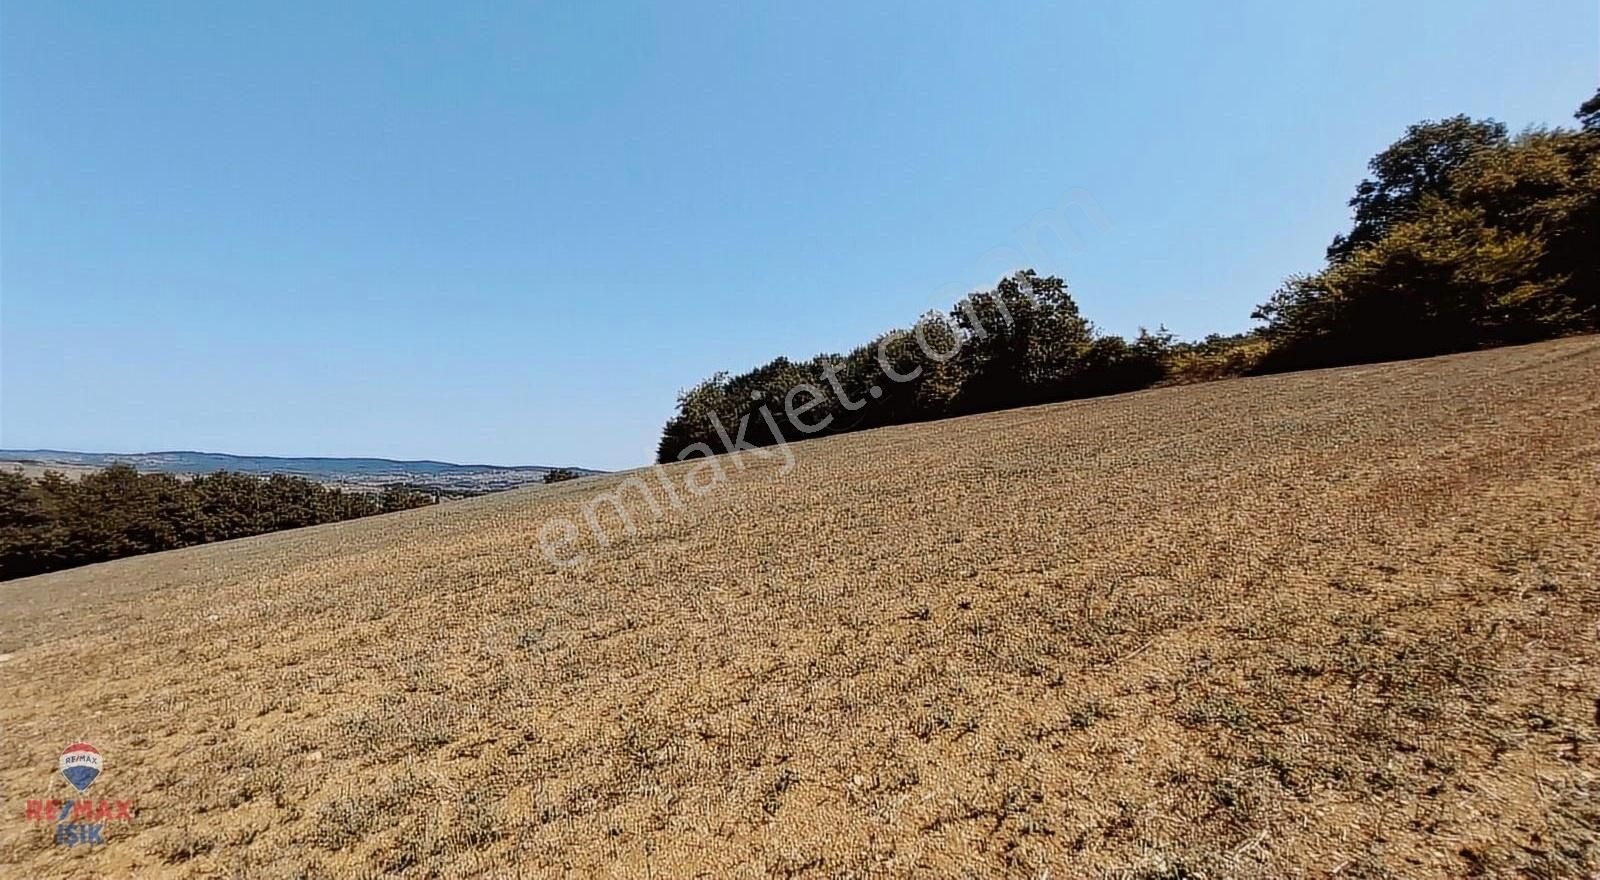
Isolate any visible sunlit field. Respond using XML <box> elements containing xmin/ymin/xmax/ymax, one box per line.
<box><xmin>3</xmin><ymin>337</ymin><xmax>1597</xmax><ymax>878</ymax></box>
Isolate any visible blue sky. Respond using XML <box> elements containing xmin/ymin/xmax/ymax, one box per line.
<box><xmin>2</xmin><ymin>1</ymin><xmax>1594</xmax><ymax>470</ymax></box>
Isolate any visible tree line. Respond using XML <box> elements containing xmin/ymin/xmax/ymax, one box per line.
<box><xmin>657</xmin><ymin>92</ymin><xmax>1599</xmax><ymax>463</ymax></box>
<box><xmin>0</xmin><ymin>465</ymin><xmax>436</xmax><ymax>580</ymax></box>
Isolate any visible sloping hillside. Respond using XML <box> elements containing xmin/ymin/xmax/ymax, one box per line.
<box><xmin>2</xmin><ymin>337</ymin><xmax>1598</xmax><ymax>878</ymax></box>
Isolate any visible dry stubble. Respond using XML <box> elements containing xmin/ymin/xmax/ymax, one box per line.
<box><xmin>2</xmin><ymin>337</ymin><xmax>1599</xmax><ymax>878</ymax></box>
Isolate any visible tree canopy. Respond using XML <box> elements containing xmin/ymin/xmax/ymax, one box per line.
<box><xmin>657</xmin><ymin>93</ymin><xmax>1599</xmax><ymax>462</ymax></box>
<box><xmin>0</xmin><ymin>466</ymin><xmax>435</xmax><ymax>580</ymax></box>
<box><xmin>1326</xmin><ymin>115</ymin><xmax>1510</xmax><ymax>264</ymax></box>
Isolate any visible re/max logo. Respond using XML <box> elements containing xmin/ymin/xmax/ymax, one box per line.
<box><xmin>23</xmin><ymin>800</ymin><xmax>136</xmax><ymax>847</ymax></box>
<box><xmin>25</xmin><ymin>799</ymin><xmax>134</xmax><ymax>822</ymax></box>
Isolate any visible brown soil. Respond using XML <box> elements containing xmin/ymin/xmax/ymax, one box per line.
<box><xmin>3</xmin><ymin>336</ymin><xmax>1598</xmax><ymax>878</ymax></box>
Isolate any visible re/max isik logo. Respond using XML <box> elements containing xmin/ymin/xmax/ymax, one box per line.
<box><xmin>22</xmin><ymin>743</ymin><xmax>136</xmax><ymax>846</ymax></box>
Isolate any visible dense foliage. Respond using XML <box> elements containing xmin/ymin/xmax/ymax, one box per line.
<box><xmin>1256</xmin><ymin>113</ymin><xmax>1599</xmax><ymax>369</ymax></box>
<box><xmin>654</xmin><ymin>271</ymin><xmax>1182</xmax><ymax>463</ymax></box>
<box><xmin>0</xmin><ymin>465</ymin><xmax>435</xmax><ymax>580</ymax></box>
<box><xmin>657</xmin><ymin>93</ymin><xmax>1600</xmax><ymax>463</ymax></box>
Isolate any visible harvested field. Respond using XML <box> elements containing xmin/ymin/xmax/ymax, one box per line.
<box><xmin>3</xmin><ymin>336</ymin><xmax>1599</xmax><ymax>878</ymax></box>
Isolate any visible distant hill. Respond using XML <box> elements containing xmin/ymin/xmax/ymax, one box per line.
<box><xmin>0</xmin><ymin>449</ymin><xmax>603</xmax><ymax>495</ymax></box>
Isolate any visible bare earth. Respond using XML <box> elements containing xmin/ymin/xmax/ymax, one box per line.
<box><xmin>3</xmin><ymin>337</ymin><xmax>1598</xmax><ymax>879</ymax></box>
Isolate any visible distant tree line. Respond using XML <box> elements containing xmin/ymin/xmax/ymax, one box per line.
<box><xmin>657</xmin><ymin>92</ymin><xmax>1599</xmax><ymax>462</ymax></box>
<box><xmin>0</xmin><ymin>465</ymin><xmax>435</xmax><ymax>580</ymax></box>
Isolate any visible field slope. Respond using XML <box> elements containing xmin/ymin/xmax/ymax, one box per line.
<box><xmin>3</xmin><ymin>337</ymin><xmax>1599</xmax><ymax>878</ymax></box>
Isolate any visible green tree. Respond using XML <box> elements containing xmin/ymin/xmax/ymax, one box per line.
<box><xmin>1578</xmin><ymin>88</ymin><xmax>1600</xmax><ymax>132</ymax></box>
<box><xmin>655</xmin><ymin>269</ymin><xmax>1185</xmax><ymax>462</ymax></box>
<box><xmin>379</xmin><ymin>484</ymin><xmax>434</xmax><ymax>513</ymax></box>
<box><xmin>953</xmin><ymin>270</ymin><xmax>1094</xmax><ymax>410</ymax></box>
<box><xmin>0</xmin><ymin>471</ymin><xmax>61</xmax><ymax>579</ymax></box>
<box><xmin>0</xmin><ymin>466</ymin><xmax>437</xmax><ymax>581</ymax></box>
<box><xmin>1327</xmin><ymin>116</ymin><xmax>1509</xmax><ymax>263</ymax></box>
<box><xmin>1257</xmin><ymin>123</ymin><xmax>1598</xmax><ymax>369</ymax></box>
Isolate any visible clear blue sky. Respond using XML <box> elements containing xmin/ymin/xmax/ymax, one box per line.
<box><xmin>2</xmin><ymin>1</ymin><xmax>1594</xmax><ymax>470</ymax></box>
